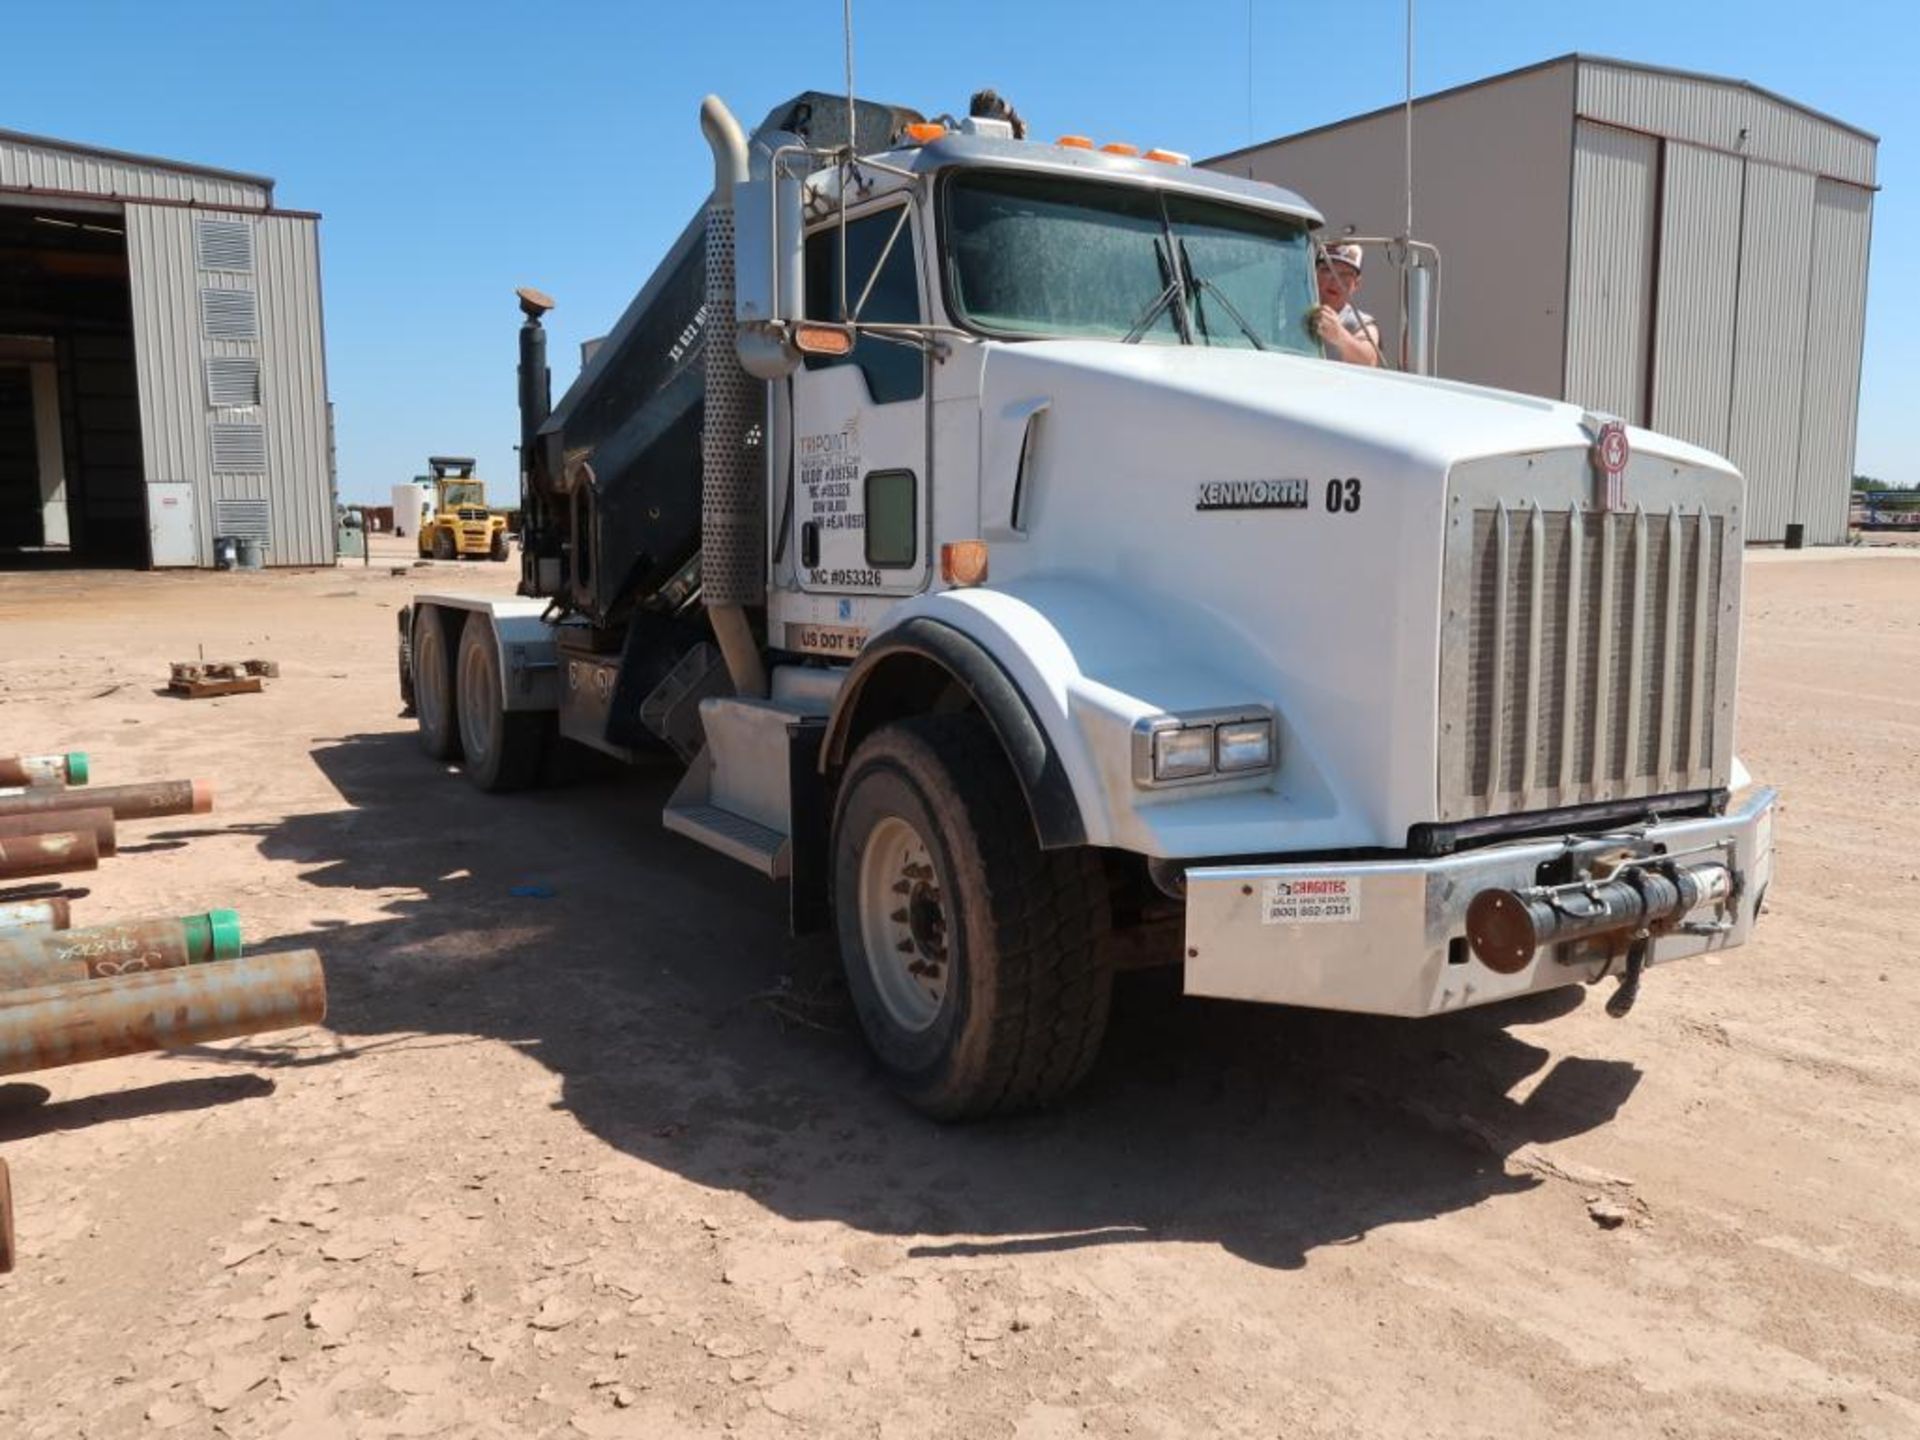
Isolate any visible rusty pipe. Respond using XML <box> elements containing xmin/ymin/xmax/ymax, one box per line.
<box><xmin>0</xmin><ymin>752</ymin><xmax>88</xmax><ymax>788</ymax></box>
<box><xmin>0</xmin><ymin>948</ymin><xmax>326</xmax><ymax>1077</ymax></box>
<box><xmin>0</xmin><ymin>778</ymin><xmax>211</xmax><ymax>824</ymax></box>
<box><xmin>0</xmin><ymin>807</ymin><xmax>117</xmax><ymax>857</ymax></box>
<box><xmin>0</xmin><ymin>831</ymin><xmax>98</xmax><ymax>880</ymax></box>
<box><xmin>0</xmin><ymin>899</ymin><xmax>71</xmax><ymax>932</ymax></box>
<box><xmin>0</xmin><ymin>911</ymin><xmax>243</xmax><ymax>991</ymax></box>
<box><xmin>0</xmin><ymin>1156</ymin><xmax>12</xmax><ymax>1274</ymax></box>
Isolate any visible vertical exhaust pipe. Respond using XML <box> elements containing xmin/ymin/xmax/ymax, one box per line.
<box><xmin>515</xmin><ymin>285</ymin><xmax>556</xmax><ymax>595</ymax></box>
<box><xmin>700</xmin><ymin>95</ymin><xmax>769</xmax><ymax>701</ymax></box>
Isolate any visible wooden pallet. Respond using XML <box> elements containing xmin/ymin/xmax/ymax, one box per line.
<box><xmin>168</xmin><ymin>658</ymin><xmax>278</xmax><ymax>699</ymax></box>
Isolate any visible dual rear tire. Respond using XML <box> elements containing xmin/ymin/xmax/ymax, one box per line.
<box><xmin>411</xmin><ymin>609</ymin><xmax>548</xmax><ymax>791</ymax></box>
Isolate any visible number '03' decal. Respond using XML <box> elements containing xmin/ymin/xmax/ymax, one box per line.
<box><xmin>1324</xmin><ymin>478</ymin><xmax>1362</xmax><ymax>514</ymax></box>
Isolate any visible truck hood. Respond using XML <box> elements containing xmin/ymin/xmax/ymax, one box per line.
<box><xmin>989</xmin><ymin>340</ymin><xmax>1737</xmax><ymax>477</ymax></box>
<box><xmin>899</xmin><ymin>338</ymin><xmax>1745</xmax><ymax>857</ymax></box>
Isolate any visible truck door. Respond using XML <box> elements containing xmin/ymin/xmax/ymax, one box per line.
<box><xmin>789</xmin><ymin>202</ymin><xmax>930</xmax><ymax>603</ymax></box>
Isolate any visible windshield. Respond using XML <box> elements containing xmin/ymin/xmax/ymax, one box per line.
<box><xmin>442</xmin><ymin>482</ymin><xmax>485</xmax><ymax>509</ymax></box>
<box><xmin>944</xmin><ymin>169</ymin><xmax>1318</xmax><ymax>355</ymax></box>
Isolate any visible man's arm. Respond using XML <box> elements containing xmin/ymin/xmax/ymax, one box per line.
<box><xmin>1312</xmin><ymin>308</ymin><xmax>1383</xmax><ymax>367</ymax></box>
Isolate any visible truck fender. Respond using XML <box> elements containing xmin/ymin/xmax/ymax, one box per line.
<box><xmin>820</xmin><ymin>616</ymin><xmax>1087</xmax><ymax>849</ymax></box>
<box><xmin>408</xmin><ymin>595</ymin><xmax>560</xmax><ymax>712</ymax></box>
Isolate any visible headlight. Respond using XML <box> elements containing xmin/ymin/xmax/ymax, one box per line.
<box><xmin>1152</xmin><ymin>727</ymin><xmax>1214</xmax><ymax>781</ymax></box>
<box><xmin>1133</xmin><ymin>708</ymin><xmax>1278</xmax><ymax>788</ymax></box>
<box><xmin>1214</xmin><ymin>717</ymin><xmax>1275</xmax><ymax>773</ymax></box>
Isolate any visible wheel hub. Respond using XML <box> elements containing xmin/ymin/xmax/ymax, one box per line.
<box><xmin>857</xmin><ymin>818</ymin><xmax>950</xmax><ymax>1032</ymax></box>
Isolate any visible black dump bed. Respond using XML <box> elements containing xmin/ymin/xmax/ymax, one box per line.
<box><xmin>522</xmin><ymin>91</ymin><xmax>922</xmax><ymax>628</ymax></box>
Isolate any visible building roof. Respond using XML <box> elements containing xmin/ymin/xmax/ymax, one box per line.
<box><xmin>1206</xmin><ymin>53</ymin><xmax>1878</xmax><ymax>167</ymax></box>
<box><xmin>0</xmin><ymin>125</ymin><xmax>275</xmax><ymax>196</ymax></box>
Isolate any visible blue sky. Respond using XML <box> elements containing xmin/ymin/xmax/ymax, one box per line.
<box><xmin>9</xmin><ymin>1</ymin><xmax>1915</xmax><ymax>498</ymax></box>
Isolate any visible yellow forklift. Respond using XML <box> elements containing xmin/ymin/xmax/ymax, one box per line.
<box><xmin>416</xmin><ymin>457</ymin><xmax>510</xmax><ymax>562</ymax></box>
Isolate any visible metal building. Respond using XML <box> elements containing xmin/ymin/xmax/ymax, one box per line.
<box><xmin>1208</xmin><ymin>55</ymin><xmax>1877</xmax><ymax>544</ymax></box>
<box><xmin>0</xmin><ymin>128</ymin><xmax>333</xmax><ymax>566</ymax></box>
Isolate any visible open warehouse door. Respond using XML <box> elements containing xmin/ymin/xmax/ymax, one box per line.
<box><xmin>0</xmin><ymin>201</ymin><xmax>147</xmax><ymax>567</ymax></box>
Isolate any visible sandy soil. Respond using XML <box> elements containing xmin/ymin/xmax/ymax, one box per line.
<box><xmin>0</xmin><ymin>538</ymin><xmax>1916</xmax><ymax>1439</ymax></box>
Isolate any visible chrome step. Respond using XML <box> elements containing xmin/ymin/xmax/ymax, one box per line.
<box><xmin>661</xmin><ymin>801</ymin><xmax>789</xmax><ymax>877</ymax></box>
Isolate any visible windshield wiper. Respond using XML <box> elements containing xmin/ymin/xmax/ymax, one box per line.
<box><xmin>1123</xmin><ymin>238</ymin><xmax>1185</xmax><ymax>344</ymax></box>
<box><xmin>1180</xmin><ymin>240</ymin><xmax>1266</xmax><ymax>351</ymax></box>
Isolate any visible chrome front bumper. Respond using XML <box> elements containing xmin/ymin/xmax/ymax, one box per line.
<box><xmin>1181</xmin><ymin>786</ymin><xmax>1776</xmax><ymax>1017</ymax></box>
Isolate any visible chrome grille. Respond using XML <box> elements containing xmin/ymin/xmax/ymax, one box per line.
<box><xmin>1438</xmin><ymin>457</ymin><xmax>1742</xmax><ymax>822</ymax></box>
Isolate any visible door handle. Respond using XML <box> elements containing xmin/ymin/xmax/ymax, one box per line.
<box><xmin>800</xmin><ymin>521</ymin><xmax>820</xmax><ymax>569</ymax></box>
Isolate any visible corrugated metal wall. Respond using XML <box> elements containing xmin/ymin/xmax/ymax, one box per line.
<box><xmin>0</xmin><ymin>133</ymin><xmax>268</xmax><ymax>209</ymax></box>
<box><xmin>1209</xmin><ymin>58</ymin><xmax>1578</xmax><ymax>399</ymax></box>
<box><xmin>1794</xmin><ymin>180</ymin><xmax>1874</xmax><ymax>542</ymax></box>
<box><xmin>1563</xmin><ymin>121</ymin><xmax>1660</xmax><ymax>423</ymax></box>
<box><xmin>1577</xmin><ymin>62</ymin><xmax>1875</xmax><ymax>187</ymax></box>
<box><xmin>1648</xmin><ymin>142</ymin><xmax>1744</xmax><ymax>452</ymax></box>
<box><xmin>125</xmin><ymin>205</ymin><xmax>334</xmax><ymax>565</ymax></box>
<box><xmin>1726</xmin><ymin>163</ymin><xmax>1817</xmax><ymax>542</ymax></box>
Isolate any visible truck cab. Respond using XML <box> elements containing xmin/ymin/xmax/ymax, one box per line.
<box><xmin>400</xmin><ymin>91</ymin><xmax>1775</xmax><ymax>1119</ymax></box>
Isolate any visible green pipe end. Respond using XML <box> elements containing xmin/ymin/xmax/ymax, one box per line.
<box><xmin>182</xmin><ymin>909</ymin><xmax>244</xmax><ymax>961</ymax></box>
<box><xmin>65</xmin><ymin>752</ymin><xmax>89</xmax><ymax>785</ymax></box>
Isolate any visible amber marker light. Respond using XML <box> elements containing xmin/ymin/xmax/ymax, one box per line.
<box><xmin>1144</xmin><ymin>148</ymin><xmax>1191</xmax><ymax>165</ymax></box>
<box><xmin>940</xmin><ymin>540</ymin><xmax>990</xmax><ymax>587</ymax></box>
<box><xmin>902</xmin><ymin>122</ymin><xmax>947</xmax><ymax>144</ymax></box>
<box><xmin>1101</xmin><ymin>142</ymin><xmax>1140</xmax><ymax>156</ymax></box>
<box><xmin>791</xmin><ymin>324</ymin><xmax>854</xmax><ymax>357</ymax></box>
<box><xmin>1057</xmin><ymin>135</ymin><xmax>1094</xmax><ymax>150</ymax></box>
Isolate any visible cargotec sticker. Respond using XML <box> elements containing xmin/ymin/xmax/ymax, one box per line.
<box><xmin>1261</xmin><ymin>875</ymin><xmax>1360</xmax><ymax>924</ymax></box>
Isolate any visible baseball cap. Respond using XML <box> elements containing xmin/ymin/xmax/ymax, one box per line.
<box><xmin>1320</xmin><ymin>242</ymin><xmax>1364</xmax><ymax>273</ymax></box>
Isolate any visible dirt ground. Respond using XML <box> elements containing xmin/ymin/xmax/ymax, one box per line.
<box><xmin>0</xmin><ymin>537</ymin><xmax>1916</xmax><ymax>1439</ymax></box>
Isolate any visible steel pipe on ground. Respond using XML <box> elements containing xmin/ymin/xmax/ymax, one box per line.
<box><xmin>0</xmin><ymin>899</ymin><xmax>71</xmax><ymax>932</ymax></box>
<box><xmin>0</xmin><ymin>779</ymin><xmax>210</xmax><ymax>824</ymax></box>
<box><xmin>0</xmin><ymin>949</ymin><xmax>326</xmax><ymax>1077</ymax></box>
<box><xmin>0</xmin><ymin>831</ymin><xmax>98</xmax><ymax>881</ymax></box>
<box><xmin>0</xmin><ymin>752</ymin><xmax>88</xmax><ymax>788</ymax></box>
<box><xmin>0</xmin><ymin>807</ymin><xmax>117</xmax><ymax>857</ymax></box>
<box><xmin>0</xmin><ymin>911</ymin><xmax>242</xmax><ymax>991</ymax></box>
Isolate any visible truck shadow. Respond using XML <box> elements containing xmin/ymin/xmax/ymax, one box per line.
<box><xmin>253</xmin><ymin>730</ymin><xmax>1641</xmax><ymax>1272</ymax></box>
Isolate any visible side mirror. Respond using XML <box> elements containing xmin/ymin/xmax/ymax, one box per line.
<box><xmin>734</xmin><ymin>137</ymin><xmax>807</xmax><ymax>379</ymax></box>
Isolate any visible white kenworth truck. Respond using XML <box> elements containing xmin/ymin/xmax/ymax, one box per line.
<box><xmin>399</xmin><ymin>90</ymin><xmax>1776</xmax><ymax>1119</ymax></box>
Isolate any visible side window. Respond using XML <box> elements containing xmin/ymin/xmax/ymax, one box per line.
<box><xmin>864</xmin><ymin>469</ymin><xmax>917</xmax><ymax>568</ymax></box>
<box><xmin>804</xmin><ymin>207</ymin><xmax>925</xmax><ymax>404</ymax></box>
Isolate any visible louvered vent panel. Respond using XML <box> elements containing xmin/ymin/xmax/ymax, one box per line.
<box><xmin>209</xmin><ymin>422</ymin><xmax>267</xmax><ymax>472</ymax></box>
<box><xmin>205</xmin><ymin>356</ymin><xmax>261</xmax><ymax>407</ymax></box>
<box><xmin>200</xmin><ymin>288</ymin><xmax>258</xmax><ymax>340</ymax></box>
<box><xmin>1443</xmin><ymin>499</ymin><xmax>1729</xmax><ymax>820</ymax></box>
<box><xmin>213</xmin><ymin>498</ymin><xmax>271</xmax><ymax>542</ymax></box>
<box><xmin>196</xmin><ymin>218</ymin><xmax>254</xmax><ymax>273</ymax></box>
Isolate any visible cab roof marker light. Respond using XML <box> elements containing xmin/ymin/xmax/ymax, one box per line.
<box><xmin>902</xmin><ymin>122</ymin><xmax>947</xmax><ymax>145</ymax></box>
<box><xmin>1057</xmin><ymin>135</ymin><xmax>1094</xmax><ymax>150</ymax></box>
<box><xmin>1144</xmin><ymin>148</ymin><xmax>1191</xmax><ymax>165</ymax></box>
<box><xmin>1100</xmin><ymin>142</ymin><xmax>1140</xmax><ymax>157</ymax></box>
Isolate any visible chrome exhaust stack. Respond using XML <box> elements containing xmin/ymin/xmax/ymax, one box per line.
<box><xmin>699</xmin><ymin>95</ymin><xmax>769</xmax><ymax>701</ymax></box>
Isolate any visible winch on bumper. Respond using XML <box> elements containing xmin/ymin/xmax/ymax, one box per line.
<box><xmin>1180</xmin><ymin>787</ymin><xmax>1776</xmax><ymax>1017</ymax></box>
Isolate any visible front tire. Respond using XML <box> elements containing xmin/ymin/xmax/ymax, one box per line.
<box><xmin>490</xmin><ymin>531</ymin><xmax>510</xmax><ymax>563</ymax></box>
<box><xmin>413</xmin><ymin>609</ymin><xmax>460</xmax><ymax>760</ymax></box>
<box><xmin>832</xmin><ymin>714</ymin><xmax>1112</xmax><ymax>1120</ymax></box>
<box><xmin>455</xmin><ymin>615</ymin><xmax>549</xmax><ymax>792</ymax></box>
<box><xmin>432</xmin><ymin>529</ymin><xmax>455</xmax><ymax>561</ymax></box>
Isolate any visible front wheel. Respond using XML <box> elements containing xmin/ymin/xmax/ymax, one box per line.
<box><xmin>832</xmin><ymin>714</ymin><xmax>1113</xmax><ymax>1120</ymax></box>
<box><xmin>432</xmin><ymin>529</ymin><xmax>455</xmax><ymax>561</ymax></box>
<box><xmin>489</xmin><ymin>531</ymin><xmax>510</xmax><ymax>562</ymax></box>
